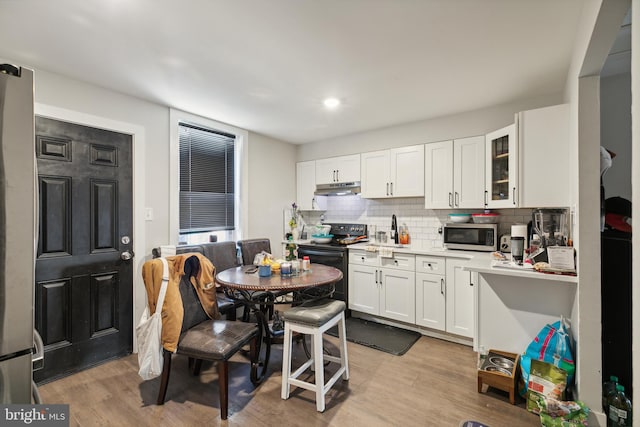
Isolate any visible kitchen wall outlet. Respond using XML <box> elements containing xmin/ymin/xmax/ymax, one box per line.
<box><xmin>144</xmin><ymin>207</ymin><xmax>154</xmax><ymax>221</ymax></box>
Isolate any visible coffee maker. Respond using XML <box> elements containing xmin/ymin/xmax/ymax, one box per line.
<box><xmin>531</xmin><ymin>208</ymin><xmax>569</xmax><ymax>248</ymax></box>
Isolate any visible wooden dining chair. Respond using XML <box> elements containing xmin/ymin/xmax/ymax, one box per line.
<box><xmin>155</xmin><ymin>256</ymin><xmax>258</xmax><ymax>420</ymax></box>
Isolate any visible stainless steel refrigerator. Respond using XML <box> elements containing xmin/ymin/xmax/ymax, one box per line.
<box><xmin>0</xmin><ymin>64</ymin><xmax>36</xmax><ymax>403</ymax></box>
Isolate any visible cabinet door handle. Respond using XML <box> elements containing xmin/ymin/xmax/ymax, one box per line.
<box><xmin>455</xmin><ymin>192</ymin><xmax>459</xmax><ymax>207</ymax></box>
<box><xmin>337</xmin><ymin>170</ymin><xmax>340</xmax><ymax>182</ymax></box>
<box><xmin>513</xmin><ymin>186</ymin><xmax>517</xmax><ymax>206</ymax></box>
<box><xmin>333</xmin><ymin>170</ymin><xmax>337</xmax><ymax>182</ymax></box>
<box><xmin>390</xmin><ymin>182</ymin><xmax>393</xmax><ymax>196</ymax></box>
<box><xmin>311</xmin><ymin>197</ymin><xmax>315</xmax><ymax>210</ymax></box>
<box><xmin>440</xmin><ymin>278</ymin><xmax>445</xmax><ymax>295</ymax></box>
<box><xmin>375</xmin><ymin>269</ymin><xmax>378</xmax><ymax>284</ymax></box>
<box><xmin>386</xmin><ymin>183</ymin><xmax>389</xmax><ymax>196</ymax></box>
<box><xmin>448</xmin><ymin>192</ymin><xmax>453</xmax><ymax>207</ymax></box>
<box><xmin>379</xmin><ymin>270</ymin><xmax>382</xmax><ymax>285</ymax></box>
<box><xmin>484</xmin><ymin>190</ymin><xmax>488</xmax><ymax>207</ymax></box>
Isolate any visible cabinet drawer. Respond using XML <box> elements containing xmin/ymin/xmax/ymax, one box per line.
<box><xmin>415</xmin><ymin>256</ymin><xmax>446</xmax><ymax>274</ymax></box>
<box><xmin>349</xmin><ymin>250</ymin><xmax>379</xmax><ymax>266</ymax></box>
<box><xmin>379</xmin><ymin>253</ymin><xmax>415</xmax><ymax>271</ymax></box>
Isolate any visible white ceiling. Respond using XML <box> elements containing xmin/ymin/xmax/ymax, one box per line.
<box><xmin>0</xmin><ymin>0</ymin><xmax>587</xmax><ymax>144</ymax></box>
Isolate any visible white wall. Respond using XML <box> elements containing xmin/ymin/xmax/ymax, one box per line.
<box><xmin>601</xmin><ymin>72</ymin><xmax>632</xmax><ymax>200</ymax></box>
<box><xmin>298</xmin><ymin>93</ymin><xmax>563</xmax><ymax>161</ymax></box>
<box><xmin>246</xmin><ymin>131</ymin><xmax>297</xmax><ymax>254</ymax></box>
<box><xmin>34</xmin><ymin>69</ymin><xmax>170</xmax><ymax>254</ymax></box>
<box><xmin>27</xmin><ymin>66</ymin><xmax>297</xmax><ymax>336</ymax></box>
<box><xmin>563</xmin><ymin>0</ymin><xmax>631</xmax><ymax>423</ymax></box>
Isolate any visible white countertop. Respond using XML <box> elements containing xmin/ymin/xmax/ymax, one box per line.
<box><xmin>286</xmin><ymin>238</ymin><xmax>489</xmax><ymax>259</ymax></box>
<box><xmin>464</xmin><ymin>256</ymin><xmax>578</xmax><ymax>283</ymax></box>
<box><xmin>346</xmin><ymin>241</ymin><xmax>482</xmax><ymax>259</ymax></box>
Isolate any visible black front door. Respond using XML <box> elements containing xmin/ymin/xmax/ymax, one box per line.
<box><xmin>34</xmin><ymin>116</ymin><xmax>134</xmax><ymax>382</ymax></box>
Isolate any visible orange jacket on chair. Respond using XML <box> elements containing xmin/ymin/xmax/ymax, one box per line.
<box><xmin>141</xmin><ymin>253</ymin><xmax>220</xmax><ymax>352</ymax></box>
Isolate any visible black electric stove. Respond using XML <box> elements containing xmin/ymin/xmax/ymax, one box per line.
<box><xmin>297</xmin><ymin>223</ymin><xmax>367</xmax><ymax>316</ymax></box>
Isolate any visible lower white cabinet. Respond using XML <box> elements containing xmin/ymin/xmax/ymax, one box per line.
<box><xmin>349</xmin><ymin>251</ymin><xmax>415</xmax><ymax>323</ymax></box>
<box><xmin>415</xmin><ymin>256</ymin><xmax>475</xmax><ymax>338</ymax></box>
<box><xmin>444</xmin><ymin>258</ymin><xmax>475</xmax><ymax>338</ymax></box>
<box><xmin>349</xmin><ymin>251</ymin><xmax>475</xmax><ymax>340</ymax></box>
<box><xmin>416</xmin><ymin>272</ymin><xmax>446</xmax><ymax>330</ymax></box>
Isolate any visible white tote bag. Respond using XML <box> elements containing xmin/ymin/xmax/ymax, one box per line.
<box><xmin>137</xmin><ymin>257</ymin><xmax>169</xmax><ymax>380</ymax></box>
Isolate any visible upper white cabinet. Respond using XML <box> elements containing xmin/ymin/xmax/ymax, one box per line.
<box><xmin>296</xmin><ymin>160</ymin><xmax>326</xmax><ymax>211</ymax></box>
<box><xmin>361</xmin><ymin>144</ymin><xmax>424</xmax><ymax>198</ymax></box>
<box><xmin>517</xmin><ymin>104</ymin><xmax>570</xmax><ymax>208</ymax></box>
<box><xmin>315</xmin><ymin>154</ymin><xmax>360</xmax><ymax>184</ymax></box>
<box><xmin>485</xmin><ymin>124</ymin><xmax>518</xmax><ymax>208</ymax></box>
<box><xmin>424</xmin><ymin>136</ymin><xmax>485</xmax><ymax>209</ymax></box>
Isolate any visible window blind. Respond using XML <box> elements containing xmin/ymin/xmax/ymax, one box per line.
<box><xmin>179</xmin><ymin>122</ymin><xmax>235</xmax><ymax>233</ymax></box>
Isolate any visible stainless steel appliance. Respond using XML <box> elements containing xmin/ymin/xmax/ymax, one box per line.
<box><xmin>0</xmin><ymin>64</ymin><xmax>36</xmax><ymax>403</ymax></box>
<box><xmin>443</xmin><ymin>223</ymin><xmax>498</xmax><ymax>252</ymax></box>
<box><xmin>314</xmin><ymin>181</ymin><xmax>361</xmax><ymax>196</ymax></box>
<box><xmin>297</xmin><ymin>223</ymin><xmax>367</xmax><ymax>316</ymax></box>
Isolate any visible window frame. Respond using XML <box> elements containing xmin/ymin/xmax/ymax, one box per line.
<box><xmin>169</xmin><ymin>108</ymin><xmax>248</xmax><ymax>245</ymax></box>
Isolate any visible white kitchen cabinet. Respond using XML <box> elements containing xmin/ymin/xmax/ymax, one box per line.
<box><xmin>348</xmin><ymin>263</ymin><xmax>379</xmax><ymax>315</ymax></box>
<box><xmin>415</xmin><ymin>256</ymin><xmax>446</xmax><ymax>331</ymax></box>
<box><xmin>296</xmin><ymin>160</ymin><xmax>326</xmax><ymax>211</ymax></box>
<box><xmin>424</xmin><ymin>136</ymin><xmax>484</xmax><ymax>209</ymax></box>
<box><xmin>361</xmin><ymin>145</ymin><xmax>424</xmax><ymax>198</ymax></box>
<box><xmin>415</xmin><ymin>256</ymin><xmax>475</xmax><ymax>338</ymax></box>
<box><xmin>315</xmin><ymin>154</ymin><xmax>360</xmax><ymax>184</ymax></box>
<box><xmin>348</xmin><ymin>250</ymin><xmax>415</xmax><ymax>323</ymax></box>
<box><xmin>416</xmin><ymin>271</ymin><xmax>446</xmax><ymax>331</ymax></box>
<box><xmin>485</xmin><ymin>124</ymin><xmax>518</xmax><ymax>208</ymax></box>
<box><xmin>380</xmin><ymin>268</ymin><xmax>415</xmax><ymax>323</ymax></box>
<box><xmin>517</xmin><ymin>104</ymin><xmax>570</xmax><ymax>208</ymax></box>
<box><xmin>445</xmin><ymin>258</ymin><xmax>475</xmax><ymax>338</ymax></box>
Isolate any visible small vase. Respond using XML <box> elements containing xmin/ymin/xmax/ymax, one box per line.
<box><xmin>291</xmin><ymin>228</ymin><xmax>300</xmax><ymax>241</ymax></box>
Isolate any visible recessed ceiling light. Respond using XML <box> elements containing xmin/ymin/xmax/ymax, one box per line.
<box><xmin>323</xmin><ymin>97</ymin><xmax>341</xmax><ymax>109</ymax></box>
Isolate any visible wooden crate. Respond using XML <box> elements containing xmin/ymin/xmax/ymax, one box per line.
<box><xmin>477</xmin><ymin>349</ymin><xmax>520</xmax><ymax>404</ymax></box>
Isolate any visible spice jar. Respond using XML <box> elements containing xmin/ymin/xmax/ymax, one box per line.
<box><xmin>302</xmin><ymin>256</ymin><xmax>310</xmax><ymax>271</ymax></box>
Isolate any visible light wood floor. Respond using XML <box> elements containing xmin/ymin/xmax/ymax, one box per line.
<box><xmin>38</xmin><ymin>335</ymin><xmax>540</xmax><ymax>426</ymax></box>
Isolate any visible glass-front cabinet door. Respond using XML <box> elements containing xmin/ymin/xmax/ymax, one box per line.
<box><xmin>485</xmin><ymin>124</ymin><xmax>518</xmax><ymax>208</ymax></box>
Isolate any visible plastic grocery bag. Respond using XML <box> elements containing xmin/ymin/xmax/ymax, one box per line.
<box><xmin>537</xmin><ymin>396</ymin><xmax>589</xmax><ymax>426</ymax></box>
<box><xmin>519</xmin><ymin>317</ymin><xmax>575</xmax><ymax>397</ymax></box>
<box><xmin>137</xmin><ymin>258</ymin><xmax>169</xmax><ymax>380</ymax></box>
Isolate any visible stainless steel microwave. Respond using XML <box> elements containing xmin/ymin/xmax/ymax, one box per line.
<box><xmin>443</xmin><ymin>223</ymin><xmax>498</xmax><ymax>252</ymax></box>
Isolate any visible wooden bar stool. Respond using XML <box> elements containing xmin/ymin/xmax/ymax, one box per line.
<box><xmin>281</xmin><ymin>299</ymin><xmax>349</xmax><ymax>412</ymax></box>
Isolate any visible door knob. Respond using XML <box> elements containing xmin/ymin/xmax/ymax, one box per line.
<box><xmin>121</xmin><ymin>250</ymin><xmax>134</xmax><ymax>261</ymax></box>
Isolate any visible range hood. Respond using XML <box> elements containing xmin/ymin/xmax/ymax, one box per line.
<box><xmin>315</xmin><ymin>181</ymin><xmax>361</xmax><ymax>196</ymax></box>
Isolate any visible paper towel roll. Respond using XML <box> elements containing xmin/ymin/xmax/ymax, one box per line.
<box><xmin>511</xmin><ymin>224</ymin><xmax>528</xmax><ymax>249</ymax></box>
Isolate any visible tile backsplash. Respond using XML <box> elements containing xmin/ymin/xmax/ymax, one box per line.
<box><xmin>299</xmin><ymin>195</ymin><xmax>532</xmax><ymax>248</ymax></box>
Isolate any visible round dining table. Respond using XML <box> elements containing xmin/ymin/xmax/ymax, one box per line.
<box><xmin>215</xmin><ymin>264</ymin><xmax>343</xmax><ymax>384</ymax></box>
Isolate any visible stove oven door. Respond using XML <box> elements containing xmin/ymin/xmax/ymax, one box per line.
<box><xmin>296</xmin><ymin>246</ymin><xmax>349</xmax><ymax>315</ymax></box>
